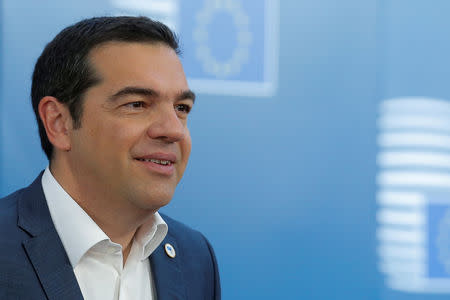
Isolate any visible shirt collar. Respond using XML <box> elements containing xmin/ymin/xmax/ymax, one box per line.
<box><xmin>134</xmin><ymin>212</ymin><xmax>168</xmax><ymax>260</ymax></box>
<box><xmin>41</xmin><ymin>167</ymin><xmax>168</xmax><ymax>267</ymax></box>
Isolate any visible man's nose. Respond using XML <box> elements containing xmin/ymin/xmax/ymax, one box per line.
<box><xmin>146</xmin><ymin>104</ymin><xmax>186</xmax><ymax>143</ymax></box>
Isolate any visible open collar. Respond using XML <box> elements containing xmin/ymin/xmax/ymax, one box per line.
<box><xmin>17</xmin><ymin>172</ymin><xmax>185</xmax><ymax>300</ymax></box>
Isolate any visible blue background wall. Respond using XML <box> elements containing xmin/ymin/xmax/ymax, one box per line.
<box><xmin>2</xmin><ymin>0</ymin><xmax>449</xmax><ymax>299</ymax></box>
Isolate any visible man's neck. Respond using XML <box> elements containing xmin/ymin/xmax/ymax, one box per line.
<box><xmin>49</xmin><ymin>161</ymin><xmax>155</xmax><ymax>263</ymax></box>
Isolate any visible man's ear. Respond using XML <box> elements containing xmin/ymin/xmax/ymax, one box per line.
<box><xmin>38</xmin><ymin>96</ymin><xmax>72</xmax><ymax>152</ymax></box>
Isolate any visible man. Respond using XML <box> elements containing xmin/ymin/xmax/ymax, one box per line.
<box><xmin>0</xmin><ymin>16</ymin><xmax>220</xmax><ymax>300</ymax></box>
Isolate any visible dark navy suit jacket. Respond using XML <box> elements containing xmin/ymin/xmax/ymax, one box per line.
<box><xmin>0</xmin><ymin>173</ymin><xmax>221</xmax><ymax>300</ymax></box>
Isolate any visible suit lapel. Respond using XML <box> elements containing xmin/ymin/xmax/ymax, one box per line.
<box><xmin>150</xmin><ymin>234</ymin><xmax>187</xmax><ymax>300</ymax></box>
<box><xmin>18</xmin><ymin>173</ymin><xmax>83</xmax><ymax>300</ymax></box>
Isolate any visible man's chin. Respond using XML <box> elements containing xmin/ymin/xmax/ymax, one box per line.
<box><xmin>134</xmin><ymin>191</ymin><xmax>174</xmax><ymax>211</ymax></box>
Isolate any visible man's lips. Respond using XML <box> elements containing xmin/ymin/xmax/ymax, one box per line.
<box><xmin>134</xmin><ymin>152</ymin><xmax>176</xmax><ymax>176</ymax></box>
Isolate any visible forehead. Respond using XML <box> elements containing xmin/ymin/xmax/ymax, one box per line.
<box><xmin>87</xmin><ymin>41</ymin><xmax>188</xmax><ymax>92</ymax></box>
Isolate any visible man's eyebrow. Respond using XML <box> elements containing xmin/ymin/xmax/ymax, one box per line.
<box><xmin>108</xmin><ymin>86</ymin><xmax>195</xmax><ymax>103</ymax></box>
<box><xmin>177</xmin><ymin>90</ymin><xmax>196</xmax><ymax>103</ymax></box>
<box><xmin>108</xmin><ymin>87</ymin><xmax>158</xmax><ymax>101</ymax></box>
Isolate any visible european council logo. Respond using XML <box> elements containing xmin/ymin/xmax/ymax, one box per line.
<box><xmin>111</xmin><ymin>0</ymin><xmax>279</xmax><ymax>97</ymax></box>
<box><xmin>377</xmin><ymin>97</ymin><xmax>450</xmax><ymax>293</ymax></box>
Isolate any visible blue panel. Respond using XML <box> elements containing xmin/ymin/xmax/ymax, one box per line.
<box><xmin>180</xmin><ymin>1</ymin><xmax>264</xmax><ymax>81</ymax></box>
<box><xmin>178</xmin><ymin>0</ymin><xmax>278</xmax><ymax>96</ymax></box>
<box><xmin>428</xmin><ymin>203</ymin><xmax>450</xmax><ymax>278</ymax></box>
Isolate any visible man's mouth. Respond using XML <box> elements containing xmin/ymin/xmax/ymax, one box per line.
<box><xmin>134</xmin><ymin>153</ymin><xmax>177</xmax><ymax>176</ymax></box>
<box><xmin>135</xmin><ymin>158</ymin><xmax>173</xmax><ymax>166</ymax></box>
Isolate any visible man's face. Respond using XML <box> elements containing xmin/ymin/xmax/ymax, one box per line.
<box><xmin>66</xmin><ymin>42</ymin><xmax>193</xmax><ymax>211</ymax></box>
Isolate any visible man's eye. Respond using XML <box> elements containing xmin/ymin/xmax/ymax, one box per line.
<box><xmin>175</xmin><ymin>104</ymin><xmax>192</xmax><ymax>114</ymax></box>
<box><xmin>125</xmin><ymin>101</ymin><xmax>145</xmax><ymax>109</ymax></box>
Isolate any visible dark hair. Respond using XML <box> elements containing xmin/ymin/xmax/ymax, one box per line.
<box><xmin>31</xmin><ymin>16</ymin><xmax>180</xmax><ymax>160</ymax></box>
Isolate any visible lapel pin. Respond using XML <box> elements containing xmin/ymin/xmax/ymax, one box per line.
<box><xmin>164</xmin><ymin>243</ymin><xmax>176</xmax><ymax>258</ymax></box>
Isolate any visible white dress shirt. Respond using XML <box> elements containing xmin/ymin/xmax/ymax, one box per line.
<box><xmin>41</xmin><ymin>167</ymin><xmax>168</xmax><ymax>300</ymax></box>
